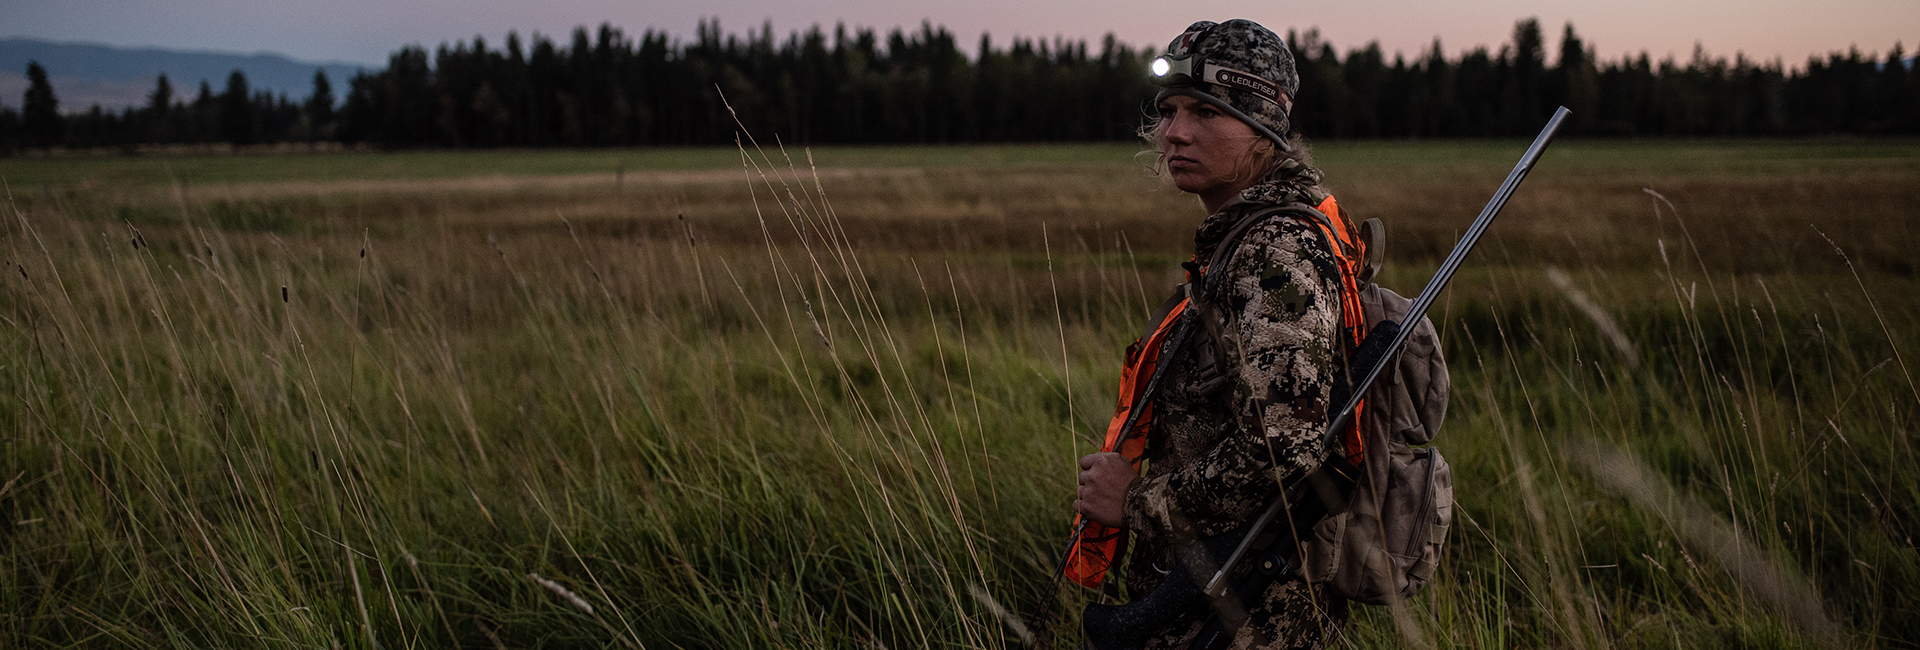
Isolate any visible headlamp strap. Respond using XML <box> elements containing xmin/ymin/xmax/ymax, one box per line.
<box><xmin>1198</xmin><ymin>62</ymin><xmax>1290</xmax><ymax>112</ymax></box>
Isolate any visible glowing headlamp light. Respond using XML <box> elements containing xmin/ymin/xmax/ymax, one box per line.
<box><xmin>1149</xmin><ymin>55</ymin><xmax>1198</xmax><ymax>85</ymax></box>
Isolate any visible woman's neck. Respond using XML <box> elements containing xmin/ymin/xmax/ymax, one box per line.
<box><xmin>1201</xmin><ymin>178</ymin><xmax>1260</xmax><ymax>214</ymax></box>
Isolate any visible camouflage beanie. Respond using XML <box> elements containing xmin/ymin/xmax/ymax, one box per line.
<box><xmin>1155</xmin><ymin>19</ymin><xmax>1299</xmax><ymax>150</ymax></box>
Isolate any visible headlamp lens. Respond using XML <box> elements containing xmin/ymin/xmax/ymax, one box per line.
<box><xmin>1149</xmin><ymin>55</ymin><xmax>1198</xmax><ymax>86</ymax></box>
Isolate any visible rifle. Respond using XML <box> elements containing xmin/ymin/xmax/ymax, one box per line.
<box><xmin>1081</xmin><ymin>106</ymin><xmax>1570</xmax><ymax>649</ymax></box>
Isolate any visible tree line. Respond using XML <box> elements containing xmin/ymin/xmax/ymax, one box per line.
<box><xmin>2</xmin><ymin>18</ymin><xmax>1915</xmax><ymax>153</ymax></box>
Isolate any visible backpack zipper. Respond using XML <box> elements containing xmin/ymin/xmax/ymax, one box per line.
<box><xmin>1407</xmin><ymin>448</ymin><xmax>1437</xmax><ymax>560</ymax></box>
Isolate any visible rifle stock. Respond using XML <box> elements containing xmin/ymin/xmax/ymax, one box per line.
<box><xmin>1082</xmin><ymin>530</ymin><xmax>1243</xmax><ymax>649</ymax></box>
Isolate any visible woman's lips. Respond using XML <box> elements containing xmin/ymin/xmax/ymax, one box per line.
<box><xmin>1168</xmin><ymin>155</ymin><xmax>1198</xmax><ymax>170</ymax></box>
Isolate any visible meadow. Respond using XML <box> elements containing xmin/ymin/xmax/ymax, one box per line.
<box><xmin>3</xmin><ymin>138</ymin><xmax>1918</xmax><ymax>648</ymax></box>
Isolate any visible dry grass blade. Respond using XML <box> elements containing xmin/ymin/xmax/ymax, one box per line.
<box><xmin>968</xmin><ymin>582</ymin><xmax>1035</xmax><ymax>646</ymax></box>
<box><xmin>529</xmin><ymin>573</ymin><xmax>596</xmax><ymax>615</ymax></box>
<box><xmin>1569</xmin><ymin>438</ymin><xmax>1843</xmax><ymax>644</ymax></box>
<box><xmin>1544</xmin><ymin>267</ymin><xmax>1639</xmax><ymax>368</ymax></box>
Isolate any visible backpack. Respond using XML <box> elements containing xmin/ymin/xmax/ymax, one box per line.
<box><xmin>1299</xmin><ymin>279</ymin><xmax>1452</xmax><ymax>604</ymax></box>
<box><xmin>1195</xmin><ymin>201</ymin><xmax>1454</xmax><ymax>607</ymax></box>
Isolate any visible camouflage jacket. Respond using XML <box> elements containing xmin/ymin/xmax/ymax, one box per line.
<box><xmin>1120</xmin><ymin>160</ymin><xmax>1349</xmax><ymax>648</ymax></box>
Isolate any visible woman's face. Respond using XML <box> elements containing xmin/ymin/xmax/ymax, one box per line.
<box><xmin>1156</xmin><ymin>94</ymin><xmax>1271</xmax><ymax>209</ymax></box>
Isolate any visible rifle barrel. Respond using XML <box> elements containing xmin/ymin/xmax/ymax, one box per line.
<box><xmin>1317</xmin><ymin>106</ymin><xmax>1570</xmax><ymax>450</ymax></box>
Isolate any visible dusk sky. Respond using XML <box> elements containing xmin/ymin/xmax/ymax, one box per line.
<box><xmin>6</xmin><ymin>0</ymin><xmax>1916</xmax><ymax>67</ymax></box>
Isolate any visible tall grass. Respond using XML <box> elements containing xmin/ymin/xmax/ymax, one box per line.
<box><xmin>3</xmin><ymin>141</ymin><xmax>1917</xmax><ymax>647</ymax></box>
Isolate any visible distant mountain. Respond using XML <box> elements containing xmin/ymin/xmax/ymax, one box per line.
<box><xmin>0</xmin><ymin>38</ymin><xmax>372</xmax><ymax>112</ymax></box>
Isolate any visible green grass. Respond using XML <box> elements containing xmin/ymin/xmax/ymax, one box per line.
<box><xmin>3</xmin><ymin>140</ymin><xmax>1918</xmax><ymax>648</ymax></box>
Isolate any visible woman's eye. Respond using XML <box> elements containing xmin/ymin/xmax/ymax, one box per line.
<box><xmin>1196</xmin><ymin>107</ymin><xmax>1220</xmax><ymax>119</ymax></box>
<box><xmin>1156</xmin><ymin>105</ymin><xmax>1175</xmax><ymax>118</ymax></box>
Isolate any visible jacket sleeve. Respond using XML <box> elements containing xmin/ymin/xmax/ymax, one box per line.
<box><xmin>1123</xmin><ymin>217</ymin><xmax>1344</xmax><ymax>539</ymax></box>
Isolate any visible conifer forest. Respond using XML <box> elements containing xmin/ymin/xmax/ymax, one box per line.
<box><xmin>2</xmin><ymin>18</ymin><xmax>1917</xmax><ymax>152</ymax></box>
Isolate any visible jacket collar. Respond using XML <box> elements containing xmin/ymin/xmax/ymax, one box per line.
<box><xmin>1193</xmin><ymin>158</ymin><xmax>1328</xmax><ymax>262</ymax></box>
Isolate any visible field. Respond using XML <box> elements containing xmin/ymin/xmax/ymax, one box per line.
<box><xmin>4</xmin><ymin>138</ymin><xmax>1918</xmax><ymax>648</ymax></box>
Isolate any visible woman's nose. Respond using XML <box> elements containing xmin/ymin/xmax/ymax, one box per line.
<box><xmin>1164</xmin><ymin>114</ymin><xmax>1195</xmax><ymax>145</ymax></box>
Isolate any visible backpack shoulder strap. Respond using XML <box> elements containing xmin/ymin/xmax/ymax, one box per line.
<box><xmin>1196</xmin><ymin>201</ymin><xmax>1331</xmax><ymax>302</ymax></box>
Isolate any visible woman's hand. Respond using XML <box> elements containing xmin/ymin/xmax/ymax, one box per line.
<box><xmin>1075</xmin><ymin>452</ymin><xmax>1135</xmax><ymax>528</ymax></box>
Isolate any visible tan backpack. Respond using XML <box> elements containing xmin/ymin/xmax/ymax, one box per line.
<box><xmin>1298</xmin><ymin>278</ymin><xmax>1452</xmax><ymax>605</ymax></box>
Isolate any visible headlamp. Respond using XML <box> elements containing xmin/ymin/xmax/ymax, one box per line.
<box><xmin>1148</xmin><ymin>52</ymin><xmax>1294</xmax><ymax>152</ymax></box>
<box><xmin>1147</xmin><ymin>54</ymin><xmax>1286</xmax><ymax>111</ymax></box>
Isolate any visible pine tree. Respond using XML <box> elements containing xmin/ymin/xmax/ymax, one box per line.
<box><xmin>220</xmin><ymin>70</ymin><xmax>256</xmax><ymax>145</ymax></box>
<box><xmin>1555</xmin><ymin>23</ymin><xmax>1598</xmax><ymax>133</ymax></box>
<box><xmin>306</xmin><ymin>70</ymin><xmax>336</xmax><ymax>140</ymax></box>
<box><xmin>1880</xmin><ymin>44</ymin><xmax>1911</xmax><ymax>133</ymax></box>
<box><xmin>1505</xmin><ymin>18</ymin><xmax>1548</xmax><ymax>132</ymax></box>
<box><xmin>22</xmin><ymin>61</ymin><xmax>63</xmax><ymax>149</ymax></box>
<box><xmin>147</xmin><ymin>74</ymin><xmax>174</xmax><ymax>143</ymax></box>
<box><xmin>190</xmin><ymin>81</ymin><xmax>216</xmax><ymax>142</ymax></box>
<box><xmin>1906</xmin><ymin>44</ymin><xmax>1920</xmax><ymax>134</ymax></box>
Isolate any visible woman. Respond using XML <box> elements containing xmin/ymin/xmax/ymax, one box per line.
<box><xmin>1073</xmin><ymin>18</ymin><xmax>1354</xmax><ymax>649</ymax></box>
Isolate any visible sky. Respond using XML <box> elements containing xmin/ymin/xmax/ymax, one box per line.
<box><xmin>4</xmin><ymin>0</ymin><xmax>1916</xmax><ymax>68</ymax></box>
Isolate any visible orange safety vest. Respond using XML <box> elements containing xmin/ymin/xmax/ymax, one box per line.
<box><xmin>1064</xmin><ymin>195</ymin><xmax>1369</xmax><ymax>589</ymax></box>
